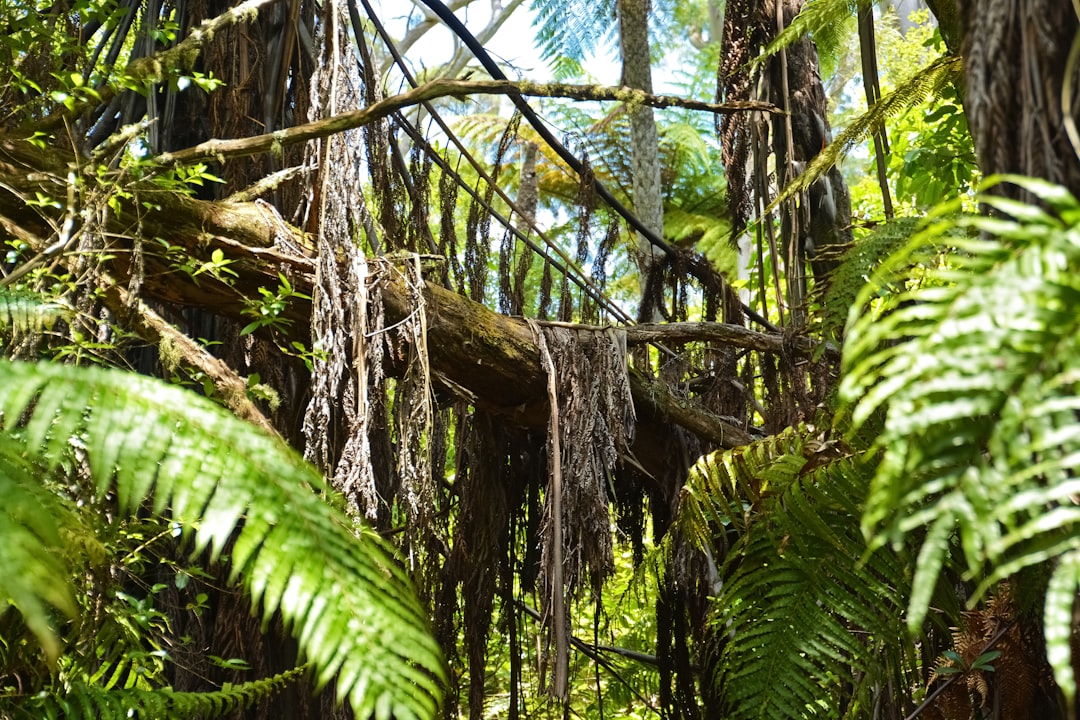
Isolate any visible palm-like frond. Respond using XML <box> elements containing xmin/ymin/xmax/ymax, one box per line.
<box><xmin>529</xmin><ymin>0</ymin><xmax>618</xmax><ymax>77</ymax></box>
<box><xmin>0</xmin><ymin>360</ymin><xmax>445</xmax><ymax>719</ymax></box>
<box><xmin>0</xmin><ymin>291</ymin><xmax>71</xmax><ymax>332</ymax></box>
<box><xmin>679</xmin><ymin>427</ymin><xmax>915</xmax><ymax>719</ymax></box>
<box><xmin>0</xmin><ymin>445</ymin><xmax>79</xmax><ymax>663</ymax></box>
<box><xmin>757</xmin><ymin>0</ymin><xmax>859</xmax><ymax>72</ymax></box>
<box><xmin>840</xmin><ymin>175</ymin><xmax>1080</xmax><ymax>704</ymax></box>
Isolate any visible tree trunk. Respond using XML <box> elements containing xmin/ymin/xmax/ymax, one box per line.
<box><xmin>956</xmin><ymin>0</ymin><xmax>1080</xmax><ymax>199</ymax></box>
<box><xmin>617</xmin><ymin>0</ymin><xmax>666</xmax><ymax>321</ymax></box>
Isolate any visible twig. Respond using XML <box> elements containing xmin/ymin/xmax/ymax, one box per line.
<box><xmin>627</xmin><ymin>321</ymin><xmax>839</xmax><ymax>358</ymax></box>
<box><xmin>531</xmin><ymin>320</ymin><xmax>569</xmax><ymax>701</ymax></box>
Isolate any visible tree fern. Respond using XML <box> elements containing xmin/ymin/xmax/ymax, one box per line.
<box><xmin>679</xmin><ymin>426</ymin><xmax>916</xmax><ymax>718</ymax></box>
<box><xmin>0</xmin><ymin>359</ymin><xmax>445</xmax><ymax>719</ymax></box>
<box><xmin>757</xmin><ymin>0</ymin><xmax>859</xmax><ymax>74</ymax></box>
<box><xmin>841</xmin><ymin>175</ymin><xmax>1080</xmax><ymax>705</ymax></box>
<box><xmin>529</xmin><ymin>0</ymin><xmax>619</xmax><ymax>79</ymax></box>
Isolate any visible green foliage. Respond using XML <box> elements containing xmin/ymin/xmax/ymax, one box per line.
<box><xmin>528</xmin><ymin>0</ymin><xmax>679</xmax><ymax>80</ymax></box>
<box><xmin>818</xmin><ymin>216</ymin><xmax>926</xmax><ymax>339</ymax></box>
<box><xmin>0</xmin><ymin>0</ymin><xmax>219</xmax><ymax>127</ymax></box>
<box><xmin>935</xmin><ymin>648</ymin><xmax>1001</xmax><ymax>676</ymax></box>
<box><xmin>0</xmin><ymin>291</ymin><xmax>71</xmax><ymax>332</ymax></box>
<box><xmin>19</xmin><ymin>668</ymin><xmax>306</xmax><ymax>720</ymax></box>
<box><xmin>529</xmin><ymin>0</ymin><xmax>618</xmax><ymax>78</ymax></box>
<box><xmin>661</xmin><ymin>121</ymin><xmax>736</xmax><ymax>276</ymax></box>
<box><xmin>841</xmin><ymin>176</ymin><xmax>1080</xmax><ymax>705</ymax></box>
<box><xmin>758</xmin><ymin>0</ymin><xmax>858</xmax><ymax>76</ymax></box>
<box><xmin>0</xmin><ymin>447</ymin><xmax>80</xmax><ymax>663</ymax></box>
<box><xmin>240</xmin><ymin>272</ymin><xmax>310</xmax><ymax>336</ymax></box>
<box><xmin>839</xmin><ymin>12</ymin><xmax>979</xmax><ymax>216</ymax></box>
<box><xmin>0</xmin><ymin>359</ymin><xmax>445</xmax><ymax>719</ymax></box>
<box><xmin>679</xmin><ymin>426</ymin><xmax>916</xmax><ymax>719</ymax></box>
<box><xmin>889</xmin><ymin>80</ymin><xmax>978</xmax><ymax>208</ymax></box>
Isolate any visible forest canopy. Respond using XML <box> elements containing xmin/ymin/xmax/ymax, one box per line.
<box><xmin>2</xmin><ymin>0</ymin><xmax>1080</xmax><ymax>718</ymax></box>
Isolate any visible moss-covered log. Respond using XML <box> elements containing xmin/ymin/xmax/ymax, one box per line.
<box><xmin>0</xmin><ymin>133</ymin><xmax>755</xmax><ymax>478</ymax></box>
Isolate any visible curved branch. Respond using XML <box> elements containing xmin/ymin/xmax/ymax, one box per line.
<box><xmin>1</xmin><ymin>135</ymin><xmax>766</xmax><ymax>467</ymax></box>
<box><xmin>153</xmin><ymin>78</ymin><xmax>779</xmax><ymax>167</ymax></box>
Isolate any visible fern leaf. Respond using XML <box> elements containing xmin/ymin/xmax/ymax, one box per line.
<box><xmin>0</xmin><ymin>290</ymin><xmax>71</xmax><ymax>333</ymax></box>
<box><xmin>0</xmin><ymin>360</ymin><xmax>446</xmax><ymax>720</ymax></box>
<box><xmin>841</xmin><ymin>176</ymin><xmax>1080</xmax><ymax>698</ymax></box>
<box><xmin>529</xmin><ymin>0</ymin><xmax>617</xmax><ymax>68</ymax></box>
<box><xmin>756</xmin><ymin>0</ymin><xmax>859</xmax><ymax>68</ymax></box>
<box><xmin>1045</xmin><ymin>550</ymin><xmax>1080</xmax><ymax>707</ymax></box>
<box><xmin>679</xmin><ymin>427</ymin><xmax>913</xmax><ymax>718</ymax></box>
<box><xmin>815</xmin><ymin>216</ymin><xmax>921</xmax><ymax>338</ymax></box>
<box><xmin>22</xmin><ymin>668</ymin><xmax>307</xmax><ymax>720</ymax></box>
<box><xmin>0</xmin><ymin>444</ymin><xmax>78</xmax><ymax>662</ymax></box>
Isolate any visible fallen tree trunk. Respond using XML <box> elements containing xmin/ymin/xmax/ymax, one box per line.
<box><xmin>1</xmin><ymin>133</ymin><xmax>770</xmax><ymax>478</ymax></box>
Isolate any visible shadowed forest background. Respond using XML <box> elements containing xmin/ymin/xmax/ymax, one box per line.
<box><xmin>2</xmin><ymin>0</ymin><xmax>1080</xmax><ymax>718</ymax></box>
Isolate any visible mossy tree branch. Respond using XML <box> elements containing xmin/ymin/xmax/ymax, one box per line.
<box><xmin>153</xmin><ymin>79</ymin><xmax>781</xmax><ymax>167</ymax></box>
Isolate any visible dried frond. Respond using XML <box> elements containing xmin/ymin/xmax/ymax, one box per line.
<box><xmin>302</xmin><ymin>1</ymin><xmax>381</xmax><ymax>518</ymax></box>
<box><xmin>532</xmin><ymin>322</ymin><xmax>635</xmax><ymax>697</ymax></box>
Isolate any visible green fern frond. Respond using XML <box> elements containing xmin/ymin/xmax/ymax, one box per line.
<box><xmin>529</xmin><ymin>0</ymin><xmax>617</xmax><ymax>68</ymax></box>
<box><xmin>0</xmin><ymin>444</ymin><xmax>79</xmax><ymax>663</ymax></box>
<box><xmin>757</xmin><ymin>0</ymin><xmax>859</xmax><ymax>69</ymax></box>
<box><xmin>453</xmin><ymin>106</ymin><xmax>630</xmax><ymax>206</ymax></box>
<box><xmin>680</xmin><ymin>428</ymin><xmax>806</xmax><ymax>552</ymax></box>
<box><xmin>1045</xmin><ymin>549</ymin><xmax>1080</xmax><ymax>704</ymax></box>
<box><xmin>768</xmin><ymin>54</ymin><xmax>963</xmax><ymax>215</ymax></box>
<box><xmin>0</xmin><ymin>290</ymin><xmax>72</xmax><ymax>332</ymax></box>
<box><xmin>680</xmin><ymin>427</ymin><xmax>913</xmax><ymax>718</ymax></box>
<box><xmin>0</xmin><ymin>360</ymin><xmax>445</xmax><ymax>720</ymax></box>
<box><xmin>840</xmin><ymin>175</ymin><xmax>1080</xmax><ymax>703</ymax></box>
<box><xmin>664</xmin><ymin>206</ymin><xmax>736</xmax><ymax>277</ymax></box>
<box><xmin>21</xmin><ymin>667</ymin><xmax>307</xmax><ymax>720</ymax></box>
<box><xmin>817</xmin><ymin>216</ymin><xmax>923</xmax><ymax>338</ymax></box>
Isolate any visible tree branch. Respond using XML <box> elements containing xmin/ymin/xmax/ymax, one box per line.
<box><xmin>107</xmin><ymin>284</ymin><xmax>282</xmax><ymax>438</ymax></box>
<box><xmin>152</xmin><ymin>78</ymin><xmax>781</xmax><ymax>167</ymax></box>
<box><xmin>627</xmin><ymin>321</ymin><xmax>839</xmax><ymax>359</ymax></box>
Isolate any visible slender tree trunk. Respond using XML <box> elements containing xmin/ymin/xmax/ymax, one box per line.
<box><xmin>617</xmin><ymin>0</ymin><xmax>665</xmax><ymax>321</ymax></box>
